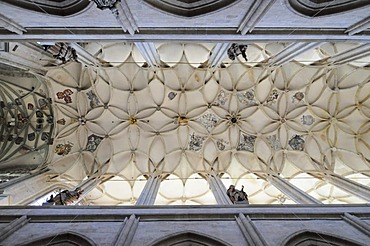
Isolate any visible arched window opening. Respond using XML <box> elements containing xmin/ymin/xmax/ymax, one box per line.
<box><xmin>284</xmin><ymin>231</ymin><xmax>362</xmax><ymax>246</ymax></box>
<box><xmin>22</xmin><ymin>232</ymin><xmax>96</xmax><ymax>246</ymax></box>
<box><xmin>150</xmin><ymin>231</ymin><xmax>230</xmax><ymax>246</ymax></box>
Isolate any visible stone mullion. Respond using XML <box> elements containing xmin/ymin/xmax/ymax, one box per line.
<box><xmin>207</xmin><ymin>174</ymin><xmax>232</xmax><ymax>205</ymax></box>
<box><xmin>72</xmin><ymin>177</ymin><xmax>101</xmax><ymax>205</ymax></box>
<box><xmin>266</xmin><ymin>42</ymin><xmax>321</xmax><ymax>66</ymax></box>
<box><xmin>70</xmin><ymin>43</ymin><xmax>101</xmax><ymax>66</ymax></box>
<box><xmin>134</xmin><ymin>42</ymin><xmax>161</xmax><ymax>67</ymax></box>
<box><xmin>325</xmin><ymin>174</ymin><xmax>370</xmax><ymax>202</ymax></box>
<box><xmin>136</xmin><ymin>175</ymin><xmax>162</xmax><ymax>205</ymax></box>
<box><xmin>235</xmin><ymin>213</ymin><xmax>267</xmax><ymax>246</ymax></box>
<box><xmin>327</xmin><ymin>43</ymin><xmax>370</xmax><ymax>65</ymax></box>
<box><xmin>208</xmin><ymin>43</ymin><xmax>231</xmax><ymax>68</ymax></box>
<box><xmin>267</xmin><ymin>175</ymin><xmax>322</xmax><ymax>204</ymax></box>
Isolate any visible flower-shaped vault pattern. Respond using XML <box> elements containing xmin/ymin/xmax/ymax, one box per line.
<box><xmin>44</xmin><ymin>42</ymin><xmax>370</xmax><ymax>205</ymax></box>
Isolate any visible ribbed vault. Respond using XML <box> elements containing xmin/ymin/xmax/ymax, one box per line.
<box><xmin>40</xmin><ymin>42</ymin><xmax>370</xmax><ymax>205</ymax></box>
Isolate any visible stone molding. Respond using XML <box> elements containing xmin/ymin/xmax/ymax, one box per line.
<box><xmin>1</xmin><ymin>0</ymin><xmax>91</xmax><ymax>16</ymax></box>
<box><xmin>0</xmin><ymin>13</ymin><xmax>26</xmax><ymax>35</ymax></box>
<box><xmin>346</xmin><ymin>16</ymin><xmax>370</xmax><ymax>35</ymax></box>
<box><xmin>143</xmin><ymin>0</ymin><xmax>241</xmax><ymax>17</ymax></box>
<box><xmin>287</xmin><ymin>0</ymin><xmax>370</xmax><ymax>17</ymax></box>
<box><xmin>238</xmin><ymin>0</ymin><xmax>277</xmax><ymax>35</ymax></box>
<box><xmin>1</xmin><ymin>205</ymin><xmax>369</xmax><ymax>221</ymax></box>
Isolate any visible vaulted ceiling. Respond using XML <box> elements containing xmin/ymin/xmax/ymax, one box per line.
<box><xmin>17</xmin><ymin>41</ymin><xmax>367</xmax><ymax>205</ymax></box>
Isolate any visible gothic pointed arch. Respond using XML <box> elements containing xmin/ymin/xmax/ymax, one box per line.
<box><xmin>143</xmin><ymin>0</ymin><xmax>241</xmax><ymax>17</ymax></box>
<box><xmin>287</xmin><ymin>0</ymin><xmax>370</xmax><ymax>17</ymax></box>
<box><xmin>150</xmin><ymin>230</ymin><xmax>231</xmax><ymax>246</ymax></box>
<box><xmin>284</xmin><ymin>230</ymin><xmax>363</xmax><ymax>246</ymax></box>
<box><xmin>21</xmin><ymin>231</ymin><xmax>97</xmax><ymax>246</ymax></box>
<box><xmin>1</xmin><ymin>0</ymin><xmax>91</xmax><ymax>16</ymax></box>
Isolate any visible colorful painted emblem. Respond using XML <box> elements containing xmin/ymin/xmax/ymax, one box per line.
<box><xmin>237</xmin><ymin>134</ymin><xmax>256</xmax><ymax>152</ymax></box>
<box><xmin>289</xmin><ymin>135</ymin><xmax>305</xmax><ymax>151</ymax></box>
<box><xmin>174</xmin><ymin>116</ymin><xmax>188</xmax><ymax>126</ymax></box>
<box><xmin>86</xmin><ymin>134</ymin><xmax>104</xmax><ymax>152</ymax></box>
<box><xmin>129</xmin><ymin>116</ymin><xmax>137</xmax><ymax>125</ymax></box>
<box><xmin>56</xmin><ymin>89</ymin><xmax>73</xmax><ymax>103</ymax></box>
<box><xmin>54</xmin><ymin>142</ymin><xmax>73</xmax><ymax>156</ymax></box>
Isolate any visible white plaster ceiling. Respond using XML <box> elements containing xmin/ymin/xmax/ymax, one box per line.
<box><xmin>45</xmin><ymin>42</ymin><xmax>370</xmax><ymax>205</ymax></box>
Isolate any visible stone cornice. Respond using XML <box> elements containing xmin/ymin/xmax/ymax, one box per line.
<box><xmin>0</xmin><ymin>205</ymin><xmax>369</xmax><ymax>222</ymax></box>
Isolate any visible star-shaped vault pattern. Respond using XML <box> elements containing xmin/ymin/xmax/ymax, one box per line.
<box><xmin>40</xmin><ymin>42</ymin><xmax>370</xmax><ymax>205</ymax></box>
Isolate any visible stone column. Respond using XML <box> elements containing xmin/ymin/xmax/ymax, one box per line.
<box><xmin>70</xmin><ymin>43</ymin><xmax>101</xmax><ymax>66</ymax></box>
<box><xmin>266</xmin><ymin>42</ymin><xmax>321</xmax><ymax>67</ymax></box>
<box><xmin>236</xmin><ymin>213</ymin><xmax>267</xmax><ymax>246</ymax></box>
<box><xmin>208</xmin><ymin>43</ymin><xmax>231</xmax><ymax>68</ymax></box>
<box><xmin>207</xmin><ymin>173</ymin><xmax>232</xmax><ymax>205</ymax></box>
<box><xmin>113</xmin><ymin>214</ymin><xmax>139</xmax><ymax>246</ymax></box>
<box><xmin>342</xmin><ymin>213</ymin><xmax>370</xmax><ymax>237</ymax></box>
<box><xmin>0</xmin><ymin>215</ymin><xmax>30</xmax><ymax>242</ymax></box>
<box><xmin>134</xmin><ymin>42</ymin><xmax>161</xmax><ymax>67</ymax></box>
<box><xmin>267</xmin><ymin>174</ymin><xmax>322</xmax><ymax>204</ymax></box>
<box><xmin>136</xmin><ymin>175</ymin><xmax>162</xmax><ymax>205</ymax></box>
<box><xmin>324</xmin><ymin>174</ymin><xmax>370</xmax><ymax>202</ymax></box>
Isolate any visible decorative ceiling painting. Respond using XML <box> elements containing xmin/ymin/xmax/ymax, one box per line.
<box><xmin>43</xmin><ymin>42</ymin><xmax>370</xmax><ymax>205</ymax></box>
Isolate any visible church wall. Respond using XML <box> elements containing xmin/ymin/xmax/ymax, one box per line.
<box><xmin>0</xmin><ymin>205</ymin><xmax>369</xmax><ymax>246</ymax></box>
